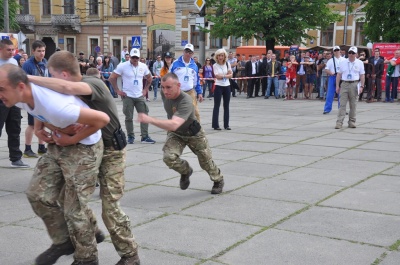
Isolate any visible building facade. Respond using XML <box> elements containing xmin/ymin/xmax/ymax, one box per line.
<box><xmin>17</xmin><ymin>0</ymin><xmax>149</xmax><ymax>60</ymax></box>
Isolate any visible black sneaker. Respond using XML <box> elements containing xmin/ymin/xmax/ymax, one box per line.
<box><xmin>211</xmin><ymin>179</ymin><xmax>224</xmax><ymax>194</ymax></box>
<box><xmin>38</xmin><ymin>147</ymin><xmax>47</xmax><ymax>155</ymax></box>
<box><xmin>71</xmin><ymin>259</ymin><xmax>98</xmax><ymax>265</ymax></box>
<box><xmin>23</xmin><ymin>149</ymin><xmax>39</xmax><ymax>158</ymax></box>
<box><xmin>11</xmin><ymin>159</ymin><xmax>29</xmax><ymax>168</ymax></box>
<box><xmin>180</xmin><ymin>167</ymin><xmax>193</xmax><ymax>190</ymax></box>
<box><xmin>116</xmin><ymin>254</ymin><xmax>141</xmax><ymax>265</ymax></box>
<box><xmin>35</xmin><ymin>240</ymin><xmax>75</xmax><ymax>265</ymax></box>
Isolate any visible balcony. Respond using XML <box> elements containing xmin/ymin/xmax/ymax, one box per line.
<box><xmin>51</xmin><ymin>14</ymin><xmax>81</xmax><ymax>33</ymax></box>
<box><xmin>16</xmin><ymin>14</ymin><xmax>35</xmax><ymax>32</ymax></box>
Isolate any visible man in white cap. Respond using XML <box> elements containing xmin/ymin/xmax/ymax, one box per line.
<box><xmin>335</xmin><ymin>46</ymin><xmax>365</xmax><ymax>129</ymax></box>
<box><xmin>109</xmin><ymin>48</ymin><xmax>156</xmax><ymax>144</ymax></box>
<box><xmin>170</xmin><ymin>43</ymin><xmax>203</xmax><ymax>122</ymax></box>
<box><xmin>323</xmin><ymin>45</ymin><xmax>345</xmax><ymax>114</ymax></box>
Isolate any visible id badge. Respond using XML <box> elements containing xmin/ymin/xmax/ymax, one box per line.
<box><xmin>347</xmin><ymin>74</ymin><xmax>352</xmax><ymax>80</ymax></box>
<box><xmin>133</xmin><ymin>79</ymin><xmax>138</xmax><ymax>86</ymax></box>
<box><xmin>223</xmin><ymin>77</ymin><xmax>226</xmax><ymax>82</ymax></box>
<box><xmin>184</xmin><ymin>76</ymin><xmax>189</xmax><ymax>82</ymax></box>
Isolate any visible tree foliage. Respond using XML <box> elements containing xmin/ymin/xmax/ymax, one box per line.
<box><xmin>0</xmin><ymin>0</ymin><xmax>21</xmax><ymax>32</ymax></box>
<box><xmin>205</xmin><ymin>0</ymin><xmax>342</xmax><ymax>52</ymax></box>
<box><xmin>361</xmin><ymin>0</ymin><xmax>400</xmax><ymax>42</ymax></box>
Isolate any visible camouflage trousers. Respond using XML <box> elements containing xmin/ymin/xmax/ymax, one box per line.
<box><xmin>98</xmin><ymin>146</ymin><xmax>138</xmax><ymax>257</ymax></box>
<box><xmin>26</xmin><ymin>140</ymin><xmax>103</xmax><ymax>262</ymax></box>
<box><xmin>162</xmin><ymin>129</ymin><xmax>223</xmax><ymax>182</ymax></box>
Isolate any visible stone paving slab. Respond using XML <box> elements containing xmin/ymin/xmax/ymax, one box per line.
<box><xmin>271</xmin><ymin>144</ymin><xmax>346</xmax><ymax>157</ymax></box>
<box><xmin>320</xmin><ymin>188</ymin><xmax>400</xmax><ymax>215</ymax></box>
<box><xmin>275</xmin><ymin>167</ymin><xmax>371</xmax><ymax>187</ymax></box>
<box><xmin>217</xmin><ymin>161</ymin><xmax>295</xmax><ymax>178</ymax></box>
<box><xmin>382</xmin><ymin>165</ymin><xmax>400</xmax><ymax>176</ymax></box>
<box><xmin>300</xmin><ymin>137</ymin><xmax>366</xmax><ymax>148</ymax></box>
<box><xmin>182</xmin><ymin>194</ymin><xmax>307</xmax><ymax>226</ymax></box>
<box><xmin>334</xmin><ymin>149</ymin><xmax>400</xmax><ymax>163</ymax></box>
<box><xmin>134</xmin><ymin>214</ymin><xmax>260</xmax><ymax>259</ymax></box>
<box><xmin>232</xmin><ymin>178</ymin><xmax>341</xmax><ymax>204</ymax></box>
<box><xmin>277</xmin><ymin>206</ymin><xmax>400</xmax><ymax>246</ymax></box>
<box><xmin>355</xmin><ymin>175</ymin><xmax>400</xmax><ymax>193</ymax></box>
<box><xmin>215</xmin><ymin>141</ymin><xmax>287</xmax><ymax>153</ymax></box>
<box><xmin>217</xmin><ymin>229</ymin><xmax>384</xmax><ymax>265</ymax></box>
<box><xmin>243</xmin><ymin>153</ymin><xmax>322</xmax><ymax>167</ymax></box>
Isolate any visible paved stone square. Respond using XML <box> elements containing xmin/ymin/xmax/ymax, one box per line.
<box><xmin>1</xmin><ymin>94</ymin><xmax>400</xmax><ymax>264</ymax></box>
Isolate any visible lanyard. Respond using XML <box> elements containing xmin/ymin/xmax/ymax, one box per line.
<box><xmin>131</xmin><ymin>64</ymin><xmax>138</xmax><ymax>80</ymax></box>
<box><xmin>348</xmin><ymin>61</ymin><xmax>355</xmax><ymax>74</ymax></box>
<box><xmin>218</xmin><ymin>64</ymin><xmax>226</xmax><ymax>75</ymax></box>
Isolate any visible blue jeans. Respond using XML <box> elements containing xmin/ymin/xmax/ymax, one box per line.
<box><xmin>266</xmin><ymin>76</ymin><xmax>279</xmax><ymax>97</ymax></box>
<box><xmin>203</xmin><ymin>80</ymin><xmax>214</xmax><ymax>97</ymax></box>
<box><xmin>385</xmin><ymin>76</ymin><xmax>399</xmax><ymax>101</ymax></box>
<box><xmin>152</xmin><ymin>78</ymin><xmax>160</xmax><ymax>98</ymax></box>
<box><xmin>323</xmin><ymin>76</ymin><xmax>339</xmax><ymax>113</ymax></box>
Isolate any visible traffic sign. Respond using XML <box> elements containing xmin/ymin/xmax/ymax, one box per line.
<box><xmin>181</xmin><ymin>40</ymin><xmax>188</xmax><ymax>47</ymax></box>
<box><xmin>94</xmin><ymin>46</ymin><xmax>101</xmax><ymax>53</ymax></box>
<box><xmin>194</xmin><ymin>0</ymin><xmax>205</xmax><ymax>11</ymax></box>
<box><xmin>1</xmin><ymin>36</ymin><xmax>10</xmax><ymax>40</ymax></box>
<box><xmin>131</xmin><ymin>36</ymin><xmax>142</xmax><ymax>49</ymax></box>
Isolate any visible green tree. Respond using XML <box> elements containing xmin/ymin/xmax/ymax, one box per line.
<box><xmin>361</xmin><ymin>0</ymin><xmax>400</xmax><ymax>42</ymax></box>
<box><xmin>205</xmin><ymin>0</ymin><xmax>342</xmax><ymax>52</ymax></box>
<box><xmin>0</xmin><ymin>0</ymin><xmax>21</xmax><ymax>31</ymax></box>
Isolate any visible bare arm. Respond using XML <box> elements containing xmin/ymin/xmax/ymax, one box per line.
<box><xmin>137</xmin><ymin>113</ymin><xmax>185</xmax><ymax>132</ymax></box>
<box><xmin>52</xmin><ymin>107</ymin><xmax>110</xmax><ymax>146</ymax></box>
<box><xmin>28</xmin><ymin>75</ymin><xmax>92</xmax><ymax>95</ymax></box>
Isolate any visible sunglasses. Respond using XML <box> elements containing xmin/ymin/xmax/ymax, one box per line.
<box><xmin>184</xmin><ymin>50</ymin><xmax>193</xmax><ymax>54</ymax></box>
<box><xmin>333</xmin><ymin>49</ymin><xmax>340</xmax><ymax>52</ymax></box>
<box><xmin>130</xmin><ymin>57</ymin><xmax>139</xmax><ymax>59</ymax></box>
<box><xmin>348</xmin><ymin>51</ymin><xmax>356</xmax><ymax>55</ymax></box>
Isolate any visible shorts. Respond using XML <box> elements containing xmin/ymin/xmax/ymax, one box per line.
<box><xmin>28</xmin><ymin>113</ymin><xmax>34</xmax><ymax>126</ymax></box>
<box><xmin>306</xmin><ymin>74</ymin><xmax>316</xmax><ymax>84</ymax></box>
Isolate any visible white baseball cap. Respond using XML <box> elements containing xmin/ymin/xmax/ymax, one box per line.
<box><xmin>333</xmin><ymin>46</ymin><xmax>340</xmax><ymax>51</ymax></box>
<box><xmin>184</xmin><ymin>43</ymin><xmax>194</xmax><ymax>52</ymax></box>
<box><xmin>130</xmin><ymin>48</ymin><xmax>140</xmax><ymax>57</ymax></box>
<box><xmin>348</xmin><ymin>46</ymin><xmax>358</xmax><ymax>53</ymax></box>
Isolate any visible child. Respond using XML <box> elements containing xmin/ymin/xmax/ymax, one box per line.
<box><xmin>279</xmin><ymin>60</ymin><xmax>288</xmax><ymax>98</ymax></box>
<box><xmin>199</xmin><ymin>68</ymin><xmax>205</xmax><ymax>97</ymax></box>
<box><xmin>285</xmin><ymin>55</ymin><xmax>298</xmax><ymax>100</ymax></box>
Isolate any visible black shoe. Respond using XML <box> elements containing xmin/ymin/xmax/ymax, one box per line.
<box><xmin>38</xmin><ymin>148</ymin><xmax>47</xmax><ymax>155</ymax></box>
<box><xmin>213</xmin><ymin>128</ymin><xmax>221</xmax><ymax>130</ymax></box>
<box><xmin>116</xmin><ymin>254</ymin><xmax>141</xmax><ymax>265</ymax></box>
<box><xmin>211</xmin><ymin>179</ymin><xmax>224</xmax><ymax>194</ymax></box>
<box><xmin>275</xmin><ymin>96</ymin><xmax>279</xmax><ymax>99</ymax></box>
<box><xmin>180</xmin><ymin>167</ymin><xmax>193</xmax><ymax>190</ymax></box>
<box><xmin>225</xmin><ymin>127</ymin><xmax>231</xmax><ymax>130</ymax></box>
<box><xmin>232</xmin><ymin>95</ymin><xmax>237</xmax><ymax>97</ymax></box>
<box><xmin>35</xmin><ymin>240</ymin><xmax>75</xmax><ymax>265</ymax></box>
<box><xmin>323</xmin><ymin>111</ymin><xmax>329</xmax><ymax>114</ymax></box>
<box><xmin>264</xmin><ymin>96</ymin><xmax>269</xmax><ymax>99</ymax></box>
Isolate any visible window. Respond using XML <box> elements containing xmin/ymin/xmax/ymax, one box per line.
<box><xmin>64</xmin><ymin>0</ymin><xmax>74</xmax><ymax>14</ymax></box>
<box><xmin>129</xmin><ymin>0</ymin><xmax>138</xmax><ymax>14</ymax></box>
<box><xmin>113</xmin><ymin>0</ymin><xmax>122</xmax><ymax>15</ymax></box>
<box><xmin>128</xmin><ymin>40</ymin><xmax>132</xmax><ymax>50</ymax></box>
<box><xmin>66</xmin><ymin>38</ymin><xmax>75</xmax><ymax>54</ymax></box>
<box><xmin>43</xmin><ymin>0</ymin><xmax>51</xmax><ymax>15</ymax></box>
<box><xmin>256</xmin><ymin>39</ymin><xmax>266</xmax><ymax>46</ymax></box>
<box><xmin>209</xmin><ymin>26</ymin><xmax>221</xmax><ymax>49</ymax></box>
<box><xmin>190</xmin><ymin>25</ymin><xmax>200</xmax><ymax>48</ymax></box>
<box><xmin>89</xmin><ymin>0</ymin><xmax>98</xmax><ymax>15</ymax></box>
<box><xmin>90</xmin><ymin>38</ymin><xmax>98</xmax><ymax>56</ymax></box>
<box><xmin>231</xmin><ymin>36</ymin><xmax>241</xmax><ymax>49</ymax></box>
<box><xmin>355</xmin><ymin>22</ymin><xmax>366</xmax><ymax>46</ymax></box>
<box><xmin>320</xmin><ymin>23</ymin><xmax>334</xmax><ymax>46</ymax></box>
<box><xmin>19</xmin><ymin>0</ymin><xmax>29</xmax><ymax>15</ymax></box>
<box><xmin>112</xmin><ymin>39</ymin><xmax>121</xmax><ymax>61</ymax></box>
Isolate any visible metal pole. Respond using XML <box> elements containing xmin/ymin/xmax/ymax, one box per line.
<box><xmin>343</xmin><ymin>0</ymin><xmax>349</xmax><ymax>45</ymax></box>
<box><xmin>4</xmin><ymin>0</ymin><xmax>10</xmax><ymax>32</ymax></box>
<box><xmin>199</xmin><ymin>6</ymin><xmax>206</xmax><ymax>64</ymax></box>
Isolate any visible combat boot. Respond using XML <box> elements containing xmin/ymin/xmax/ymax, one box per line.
<box><xmin>116</xmin><ymin>253</ymin><xmax>141</xmax><ymax>265</ymax></box>
<box><xmin>71</xmin><ymin>259</ymin><xmax>98</xmax><ymax>265</ymax></box>
<box><xmin>180</xmin><ymin>167</ymin><xmax>193</xmax><ymax>190</ymax></box>
<box><xmin>35</xmin><ymin>240</ymin><xmax>75</xmax><ymax>265</ymax></box>
<box><xmin>211</xmin><ymin>179</ymin><xmax>224</xmax><ymax>194</ymax></box>
<box><xmin>95</xmin><ymin>229</ymin><xmax>105</xmax><ymax>243</ymax></box>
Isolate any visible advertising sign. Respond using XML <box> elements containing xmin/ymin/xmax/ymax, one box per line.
<box><xmin>373</xmin><ymin>43</ymin><xmax>400</xmax><ymax>92</ymax></box>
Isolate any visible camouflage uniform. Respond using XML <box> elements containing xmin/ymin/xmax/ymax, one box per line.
<box><xmin>26</xmin><ymin>141</ymin><xmax>103</xmax><ymax>262</ymax></box>
<box><xmin>98</xmin><ymin>146</ymin><xmax>138</xmax><ymax>257</ymax></box>
<box><xmin>163</xmin><ymin>129</ymin><xmax>223</xmax><ymax>181</ymax></box>
<box><xmin>82</xmin><ymin>76</ymin><xmax>138</xmax><ymax>258</ymax></box>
